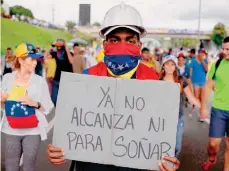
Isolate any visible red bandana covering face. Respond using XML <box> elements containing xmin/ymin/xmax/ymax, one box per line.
<box><xmin>104</xmin><ymin>42</ymin><xmax>142</xmax><ymax>76</ymax></box>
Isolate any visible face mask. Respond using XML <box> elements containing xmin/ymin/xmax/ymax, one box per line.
<box><xmin>104</xmin><ymin>42</ymin><xmax>141</xmax><ymax>76</ymax></box>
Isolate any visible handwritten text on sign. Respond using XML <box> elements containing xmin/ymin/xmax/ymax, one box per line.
<box><xmin>53</xmin><ymin>72</ymin><xmax>180</xmax><ymax>170</ymax></box>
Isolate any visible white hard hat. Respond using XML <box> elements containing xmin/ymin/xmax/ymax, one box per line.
<box><xmin>99</xmin><ymin>2</ymin><xmax>147</xmax><ymax>39</ymax></box>
<box><xmin>162</xmin><ymin>55</ymin><xmax>178</xmax><ymax>67</ymax></box>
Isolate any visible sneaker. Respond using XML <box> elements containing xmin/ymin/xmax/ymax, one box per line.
<box><xmin>201</xmin><ymin>160</ymin><xmax>216</xmax><ymax>171</ymax></box>
<box><xmin>199</xmin><ymin>118</ymin><xmax>210</xmax><ymax>124</ymax></box>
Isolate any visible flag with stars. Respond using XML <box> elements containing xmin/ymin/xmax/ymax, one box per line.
<box><xmin>5</xmin><ymin>85</ymin><xmax>38</xmax><ymax>129</ymax></box>
<box><xmin>104</xmin><ymin>43</ymin><xmax>142</xmax><ymax>77</ymax></box>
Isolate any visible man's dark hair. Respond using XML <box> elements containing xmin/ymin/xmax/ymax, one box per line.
<box><xmin>106</xmin><ymin>27</ymin><xmax>140</xmax><ymax>41</ymax></box>
<box><xmin>7</xmin><ymin>47</ymin><xmax>12</xmax><ymax>50</ymax></box>
<box><xmin>223</xmin><ymin>36</ymin><xmax>229</xmax><ymax>43</ymax></box>
<box><xmin>141</xmin><ymin>47</ymin><xmax>149</xmax><ymax>53</ymax></box>
<box><xmin>73</xmin><ymin>43</ymin><xmax>79</xmax><ymax>47</ymax></box>
<box><xmin>190</xmin><ymin>48</ymin><xmax>196</xmax><ymax>54</ymax></box>
<box><xmin>180</xmin><ymin>47</ymin><xmax>183</xmax><ymax>51</ymax></box>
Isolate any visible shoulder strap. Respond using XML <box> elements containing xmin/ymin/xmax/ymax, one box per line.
<box><xmin>212</xmin><ymin>58</ymin><xmax>223</xmax><ymax>80</ymax></box>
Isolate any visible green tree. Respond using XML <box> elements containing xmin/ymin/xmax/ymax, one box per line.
<box><xmin>211</xmin><ymin>23</ymin><xmax>227</xmax><ymax>47</ymax></box>
<box><xmin>65</xmin><ymin>21</ymin><xmax>76</xmax><ymax>33</ymax></box>
<box><xmin>92</xmin><ymin>22</ymin><xmax>101</xmax><ymax>27</ymax></box>
<box><xmin>1</xmin><ymin>0</ymin><xmax>3</xmax><ymax>5</ymax></box>
<box><xmin>10</xmin><ymin>5</ymin><xmax>34</xmax><ymax>18</ymax></box>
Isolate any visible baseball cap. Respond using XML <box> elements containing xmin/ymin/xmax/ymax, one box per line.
<box><xmin>177</xmin><ymin>53</ymin><xmax>185</xmax><ymax>58</ymax></box>
<box><xmin>162</xmin><ymin>55</ymin><xmax>178</xmax><ymax>67</ymax></box>
<box><xmin>198</xmin><ymin>48</ymin><xmax>207</xmax><ymax>54</ymax></box>
<box><xmin>52</xmin><ymin>39</ymin><xmax>65</xmax><ymax>47</ymax></box>
<box><xmin>219</xmin><ymin>52</ymin><xmax>225</xmax><ymax>58</ymax></box>
<box><xmin>15</xmin><ymin>43</ymin><xmax>43</xmax><ymax>59</ymax></box>
<box><xmin>103</xmin><ymin>25</ymin><xmax>141</xmax><ymax>38</ymax></box>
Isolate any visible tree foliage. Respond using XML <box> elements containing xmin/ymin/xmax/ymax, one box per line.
<box><xmin>92</xmin><ymin>22</ymin><xmax>101</xmax><ymax>27</ymax></box>
<box><xmin>65</xmin><ymin>21</ymin><xmax>76</xmax><ymax>33</ymax></box>
<box><xmin>211</xmin><ymin>23</ymin><xmax>227</xmax><ymax>47</ymax></box>
<box><xmin>10</xmin><ymin>5</ymin><xmax>34</xmax><ymax>18</ymax></box>
<box><xmin>174</xmin><ymin>38</ymin><xmax>197</xmax><ymax>48</ymax></box>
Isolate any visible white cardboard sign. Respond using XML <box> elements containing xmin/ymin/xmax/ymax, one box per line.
<box><xmin>53</xmin><ymin>72</ymin><xmax>180</xmax><ymax>170</ymax></box>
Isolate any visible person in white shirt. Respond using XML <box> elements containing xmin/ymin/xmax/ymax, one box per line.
<box><xmin>1</xmin><ymin>43</ymin><xmax>54</xmax><ymax>171</ymax></box>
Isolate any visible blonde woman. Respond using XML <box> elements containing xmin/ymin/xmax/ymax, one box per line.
<box><xmin>1</xmin><ymin>43</ymin><xmax>53</xmax><ymax>171</ymax></box>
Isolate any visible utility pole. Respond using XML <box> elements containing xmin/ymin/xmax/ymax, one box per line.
<box><xmin>196</xmin><ymin>0</ymin><xmax>202</xmax><ymax>51</ymax></box>
<box><xmin>52</xmin><ymin>5</ymin><xmax>55</xmax><ymax>24</ymax></box>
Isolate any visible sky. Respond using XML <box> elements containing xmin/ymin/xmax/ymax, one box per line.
<box><xmin>4</xmin><ymin>0</ymin><xmax>229</xmax><ymax>31</ymax></box>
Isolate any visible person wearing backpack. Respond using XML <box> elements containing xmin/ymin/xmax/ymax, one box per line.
<box><xmin>201</xmin><ymin>36</ymin><xmax>229</xmax><ymax>171</ymax></box>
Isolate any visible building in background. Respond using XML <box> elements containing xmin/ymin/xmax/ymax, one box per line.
<box><xmin>1</xmin><ymin>2</ymin><xmax>10</xmax><ymax>17</ymax></box>
<box><xmin>79</xmin><ymin>4</ymin><xmax>91</xmax><ymax>26</ymax></box>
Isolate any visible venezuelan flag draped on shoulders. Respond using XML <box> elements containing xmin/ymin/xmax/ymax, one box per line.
<box><xmin>82</xmin><ymin>42</ymin><xmax>159</xmax><ymax>80</ymax></box>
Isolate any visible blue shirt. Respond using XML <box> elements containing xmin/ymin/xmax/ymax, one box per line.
<box><xmin>185</xmin><ymin>56</ymin><xmax>195</xmax><ymax>70</ymax></box>
<box><xmin>189</xmin><ymin>58</ymin><xmax>208</xmax><ymax>84</ymax></box>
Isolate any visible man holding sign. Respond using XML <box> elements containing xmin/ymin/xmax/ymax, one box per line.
<box><xmin>47</xmin><ymin>2</ymin><xmax>180</xmax><ymax>171</ymax></box>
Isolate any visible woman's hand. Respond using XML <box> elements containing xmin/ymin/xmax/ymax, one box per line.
<box><xmin>200</xmin><ymin>107</ymin><xmax>209</xmax><ymax>119</ymax></box>
<box><xmin>19</xmin><ymin>95</ymin><xmax>37</xmax><ymax>107</ymax></box>
<box><xmin>47</xmin><ymin>144</ymin><xmax>65</xmax><ymax>165</ymax></box>
<box><xmin>159</xmin><ymin>156</ymin><xmax>180</xmax><ymax>171</ymax></box>
<box><xmin>1</xmin><ymin>92</ymin><xmax>8</xmax><ymax>102</ymax></box>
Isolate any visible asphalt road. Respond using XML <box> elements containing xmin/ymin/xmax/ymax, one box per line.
<box><xmin>1</xmin><ymin>94</ymin><xmax>226</xmax><ymax>171</ymax></box>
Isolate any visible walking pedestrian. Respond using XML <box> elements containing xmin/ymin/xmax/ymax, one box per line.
<box><xmin>160</xmin><ymin>55</ymin><xmax>201</xmax><ymax>157</ymax></box>
<box><xmin>201</xmin><ymin>36</ymin><xmax>229</xmax><ymax>171</ymax></box>
<box><xmin>1</xmin><ymin>43</ymin><xmax>54</xmax><ymax>171</ymax></box>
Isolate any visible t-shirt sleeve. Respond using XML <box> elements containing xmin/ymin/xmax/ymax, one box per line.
<box><xmin>81</xmin><ymin>69</ymin><xmax>89</xmax><ymax>75</ymax></box>
<box><xmin>207</xmin><ymin>62</ymin><xmax>216</xmax><ymax>80</ymax></box>
<box><xmin>183</xmin><ymin>79</ymin><xmax>189</xmax><ymax>89</ymax></box>
<box><xmin>189</xmin><ymin>59</ymin><xmax>194</xmax><ymax>69</ymax></box>
<box><xmin>204</xmin><ymin>58</ymin><xmax>208</xmax><ymax>64</ymax></box>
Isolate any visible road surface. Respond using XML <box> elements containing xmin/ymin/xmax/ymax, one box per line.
<box><xmin>1</xmin><ymin>95</ymin><xmax>226</xmax><ymax>171</ymax></box>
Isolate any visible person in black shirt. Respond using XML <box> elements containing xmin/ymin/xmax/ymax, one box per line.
<box><xmin>45</xmin><ymin>39</ymin><xmax>74</xmax><ymax>106</ymax></box>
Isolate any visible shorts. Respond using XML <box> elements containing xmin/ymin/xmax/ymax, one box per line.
<box><xmin>193</xmin><ymin>82</ymin><xmax>205</xmax><ymax>88</ymax></box>
<box><xmin>209</xmin><ymin>107</ymin><xmax>229</xmax><ymax>138</ymax></box>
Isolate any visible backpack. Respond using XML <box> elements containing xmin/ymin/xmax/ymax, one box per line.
<box><xmin>212</xmin><ymin>58</ymin><xmax>223</xmax><ymax>80</ymax></box>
